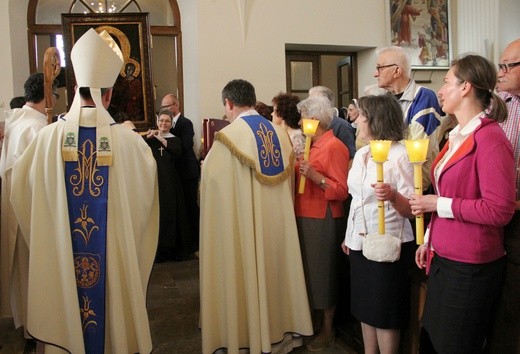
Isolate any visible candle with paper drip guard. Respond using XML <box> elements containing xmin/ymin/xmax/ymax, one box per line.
<box><xmin>298</xmin><ymin>118</ymin><xmax>320</xmax><ymax>194</ymax></box>
<box><xmin>404</xmin><ymin>139</ymin><xmax>429</xmax><ymax>245</ymax></box>
<box><xmin>369</xmin><ymin>140</ymin><xmax>392</xmax><ymax>234</ymax></box>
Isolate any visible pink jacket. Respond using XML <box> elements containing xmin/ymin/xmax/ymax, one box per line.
<box><xmin>429</xmin><ymin>118</ymin><xmax>516</xmax><ymax>264</ymax></box>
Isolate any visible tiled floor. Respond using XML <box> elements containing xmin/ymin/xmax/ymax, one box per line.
<box><xmin>0</xmin><ymin>257</ymin><xmax>358</xmax><ymax>353</ymax></box>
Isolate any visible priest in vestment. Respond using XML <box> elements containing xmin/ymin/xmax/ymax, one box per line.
<box><xmin>200</xmin><ymin>79</ymin><xmax>313</xmax><ymax>354</ymax></box>
<box><xmin>10</xmin><ymin>28</ymin><xmax>159</xmax><ymax>354</ymax></box>
<box><xmin>0</xmin><ymin>73</ymin><xmax>57</xmax><ymax>332</ymax></box>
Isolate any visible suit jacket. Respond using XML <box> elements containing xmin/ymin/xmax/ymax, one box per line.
<box><xmin>330</xmin><ymin>115</ymin><xmax>356</xmax><ymax>159</ymax></box>
<box><xmin>171</xmin><ymin>114</ymin><xmax>200</xmax><ymax>180</ymax></box>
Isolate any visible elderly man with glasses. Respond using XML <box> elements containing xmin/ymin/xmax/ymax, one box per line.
<box><xmin>374</xmin><ymin>46</ymin><xmax>443</xmax><ymax>192</ymax></box>
<box><xmin>488</xmin><ymin>38</ymin><xmax>520</xmax><ymax>354</ymax></box>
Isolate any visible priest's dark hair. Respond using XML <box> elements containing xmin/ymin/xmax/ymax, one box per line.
<box><xmin>221</xmin><ymin>79</ymin><xmax>256</xmax><ymax>107</ymax></box>
<box><xmin>10</xmin><ymin>96</ymin><xmax>26</xmax><ymax>109</ymax></box>
<box><xmin>78</xmin><ymin>87</ymin><xmax>110</xmax><ymax>100</ymax></box>
<box><xmin>24</xmin><ymin>73</ymin><xmax>57</xmax><ymax>104</ymax></box>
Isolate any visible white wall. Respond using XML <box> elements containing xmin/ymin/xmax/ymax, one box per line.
<box><xmin>177</xmin><ymin>0</ymin><xmax>200</xmax><ymax>127</ymax></box>
<box><xmin>8</xmin><ymin>0</ymin><xmax>30</xmax><ymax>99</ymax></box>
<box><xmin>498</xmin><ymin>0</ymin><xmax>520</xmax><ymax>54</ymax></box>
<box><xmin>3</xmin><ymin>0</ymin><xmax>519</xmax><ymax>144</ymax></box>
<box><xmin>178</xmin><ymin>0</ymin><xmax>386</xmax><ymax>144</ymax></box>
<box><xmin>0</xmin><ymin>1</ymin><xmax>11</xmax><ymax>110</ymax></box>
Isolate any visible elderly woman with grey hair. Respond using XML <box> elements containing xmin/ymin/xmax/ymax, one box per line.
<box><xmin>295</xmin><ymin>96</ymin><xmax>350</xmax><ymax>351</ymax></box>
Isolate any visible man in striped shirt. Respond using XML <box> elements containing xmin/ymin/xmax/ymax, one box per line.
<box><xmin>488</xmin><ymin>38</ymin><xmax>520</xmax><ymax>353</ymax></box>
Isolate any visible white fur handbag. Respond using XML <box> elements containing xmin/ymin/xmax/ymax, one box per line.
<box><xmin>362</xmin><ymin>233</ymin><xmax>401</xmax><ymax>262</ymax></box>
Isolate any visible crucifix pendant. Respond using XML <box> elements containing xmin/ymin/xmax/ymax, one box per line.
<box><xmin>159</xmin><ymin>146</ymin><xmax>165</xmax><ymax>156</ymax></box>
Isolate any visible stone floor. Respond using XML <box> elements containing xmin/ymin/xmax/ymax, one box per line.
<box><xmin>0</xmin><ymin>256</ymin><xmax>358</xmax><ymax>353</ymax></box>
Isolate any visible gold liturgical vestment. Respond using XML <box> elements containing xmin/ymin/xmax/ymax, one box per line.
<box><xmin>10</xmin><ymin>112</ymin><xmax>159</xmax><ymax>354</ymax></box>
<box><xmin>200</xmin><ymin>114</ymin><xmax>313</xmax><ymax>354</ymax></box>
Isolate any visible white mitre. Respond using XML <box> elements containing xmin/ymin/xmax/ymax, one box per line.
<box><xmin>62</xmin><ymin>28</ymin><xmax>124</xmax><ymax>166</ymax></box>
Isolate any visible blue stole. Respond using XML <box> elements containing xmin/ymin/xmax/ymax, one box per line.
<box><xmin>65</xmin><ymin>126</ymin><xmax>108</xmax><ymax>354</ymax></box>
<box><xmin>242</xmin><ymin>115</ymin><xmax>285</xmax><ymax>175</ymax></box>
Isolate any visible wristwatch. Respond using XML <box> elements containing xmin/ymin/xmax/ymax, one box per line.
<box><xmin>320</xmin><ymin>178</ymin><xmax>326</xmax><ymax>187</ymax></box>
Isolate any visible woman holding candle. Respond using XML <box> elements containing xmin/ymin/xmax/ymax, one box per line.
<box><xmin>295</xmin><ymin>96</ymin><xmax>349</xmax><ymax>351</ymax></box>
<box><xmin>410</xmin><ymin>54</ymin><xmax>516</xmax><ymax>353</ymax></box>
<box><xmin>341</xmin><ymin>94</ymin><xmax>415</xmax><ymax>354</ymax></box>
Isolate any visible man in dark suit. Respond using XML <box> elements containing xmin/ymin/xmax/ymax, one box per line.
<box><xmin>161</xmin><ymin>94</ymin><xmax>200</xmax><ymax>258</ymax></box>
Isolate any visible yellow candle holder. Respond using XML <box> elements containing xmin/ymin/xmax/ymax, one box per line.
<box><xmin>404</xmin><ymin>139</ymin><xmax>429</xmax><ymax>245</ymax></box>
<box><xmin>369</xmin><ymin>140</ymin><xmax>392</xmax><ymax>234</ymax></box>
<box><xmin>298</xmin><ymin>118</ymin><xmax>320</xmax><ymax>194</ymax></box>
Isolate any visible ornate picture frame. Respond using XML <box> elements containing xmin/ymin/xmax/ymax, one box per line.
<box><xmin>389</xmin><ymin>0</ymin><xmax>451</xmax><ymax>69</ymax></box>
<box><xmin>62</xmin><ymin>13</ymin><xmax>154</xmax><ymax>130</ymax></box>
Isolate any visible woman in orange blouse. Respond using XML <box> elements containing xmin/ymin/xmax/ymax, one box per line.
<box><xmin>295</xmin><ymin>96</ymin><xmax>350</xmax><ymax>351</ymax></box>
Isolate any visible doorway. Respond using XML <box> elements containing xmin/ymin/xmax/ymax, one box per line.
<box><xmin>285</xmin><ymin>50</ymin><xmax>357</xmax><ymax>109</ymax></box>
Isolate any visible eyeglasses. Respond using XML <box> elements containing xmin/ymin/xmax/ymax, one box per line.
<box><xmin>498</xmin><ymin>61</ymin><xmax>520</xmax><ymax>73</ymax></box>
<box><xmin>160</xmin><ymin>103</ymin><xmax>177</xmax><ymax>109</ymax></box>
<box><xmin>375</xmin><ymin>64</ymin><xmax>398</xmax><ymax>74</ymax></box>
<box><xmin>53</xmin><ymin>92</ymin><xmax>60</xmax><ymax>100</ymax></box>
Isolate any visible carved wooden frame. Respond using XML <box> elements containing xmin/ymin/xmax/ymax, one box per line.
<box><xmin>62</xmin><ymin>12</ymin><xmax>154</xmax><ymax>129</ymax></box>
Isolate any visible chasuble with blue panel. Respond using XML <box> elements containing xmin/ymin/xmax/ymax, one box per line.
<box><xmin>65</xmin><ymin>126</ymin><xmax>108</xmax><ymax>353</ymax></box>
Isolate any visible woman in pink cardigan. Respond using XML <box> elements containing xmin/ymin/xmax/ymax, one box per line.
<box><xmin>410</xmin><ymin>54</ymin><xmax>516</xmax><ymax>353</ymax></box>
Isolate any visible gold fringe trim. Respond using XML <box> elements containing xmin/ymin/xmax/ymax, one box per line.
<box><xmin>215</xmin><ymin>132</ymin><xmax>295</xmax><ymax>186</ymax></box>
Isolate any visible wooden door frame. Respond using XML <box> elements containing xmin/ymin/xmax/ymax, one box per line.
<box><xmin>285</xmin><ymin>53</ymin><xmax>320</xmax><ymax>97</ymax></box>
<box><xmin>286</xmin><ymin>50</ymin><xmax>358</xmax><ymax>106</ymax></box>
<box><xmin>337</xmin><ymin>55</ymin><xmax>358</xmax><ymax>109</ymax></box>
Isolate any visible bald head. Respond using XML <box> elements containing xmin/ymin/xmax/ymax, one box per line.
<box><xmin>504</xmin><ymin>38</ymin><xmax>520</xmax><ymax>53</ymax></box>
<box><xmin>497</xmin><ymin>38</ymin><xmax>520</xmax><ymax>95</ymax></box>
<box><xmin>160</xmin><ymin>94</ymin><xmax>180</xmax><ymax>115</ymax></box>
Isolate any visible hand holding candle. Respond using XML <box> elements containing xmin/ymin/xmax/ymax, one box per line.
<box><xmin>404</xmin><ymin>139</ymin><xmax>429</xmax><ymax>245</ymax></box>
<box><xmin>298</xmin><ymin>118</ymin><xmax>320</xmax><ymax>194</ymax></box>
<box><xmin>369</xmin><ymin>140</ymin><xmax>392</xmax><ymax>234</ymax></box>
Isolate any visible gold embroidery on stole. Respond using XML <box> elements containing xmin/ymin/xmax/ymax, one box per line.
<box><xmin>68</xmin><ymin>139</ymin><xmax>105</xmax><ymax>197</ymax></box>
<box><xmin>256</xmin><ymin>122</ymin><xmax>281</xmax><ymax>168</ymax></box>
<box><xmin>80</xmin><ymin>295</ymin><xmax>98</xmax><ymax>331</ymax></box>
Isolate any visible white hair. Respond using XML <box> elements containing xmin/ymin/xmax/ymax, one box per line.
<box><xmin>308</xmin><ymin>86</ymin><xmax>335</xmax><ymax>105</ymax></box>
<box><xmin>376</xmin><ymin>46</ymin><xmax>412</xmax><ymax>77</ymax></box>
<box><xmin>297</xmin><ymin>96</ymin><xmax>334</xmax><ymax>129</ymax></box>
<box><xmin>363</xmin><ymin>84</ymin><xmax>388</xmax><ymax>96</ymax></box>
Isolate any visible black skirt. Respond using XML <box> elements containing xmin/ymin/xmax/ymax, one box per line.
<box><xmin>422</xmin><ymin>254</ymin><xmax>505</xmax><ymax>353</ymax></box>
<box><xmin>349</xmin><ymin>241</ymin><xmax>415</xmax><ymax>329</ymax></box>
